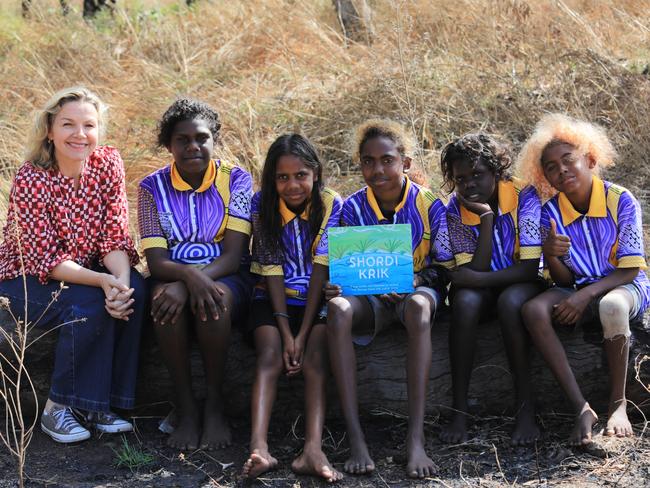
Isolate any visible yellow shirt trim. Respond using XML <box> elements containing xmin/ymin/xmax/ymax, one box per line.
<box><xmin>214</xmin><ymin>161</ymin><xmax>233</xmax><ymax>242</ymax></box>
<box><xmin>279</xmin><ymin>198</ymin><xmax>309</xmax><ymax>226</ymax></box>
<box><xmin>313</xmin><ymin>255</ymin><xmax>329</xmax><ymax>266</ymax></box>
<box><xmin>519</xmin><ymin>246</ymin><xmax>542</xmax><ymax>260</ymax></box>
<box><xmin>366</xmin><ymin>176</ymin><xmax>411</xmax><ymax>221</ymax></box>
<box><xmin>558</xmin><ymin>176</ymin><xmax>606</xmax><ymax>226</ymax></box>
<box><xmin>141</xmin><ymin>236</ymin><xmax>168</xmax><ymax>250</ymax></box>
<box><xmin>170</xmin><ymin>159</ymin><xmax>217</xmax><ymax>193</ymax></box>
<box><xmin>251</xmin><ymin>262</ymin><xmax>284</xmax><ymax>276</ymax></box>
<box><xmin>435</xmin><ymin>259</ymin><xmax>456</xmax><ymax>270</ymax></box>
<box><xmin>617</xmin><ymin>255</ymin><xmax>648</xmax><ymax>270</ymax></box>
<box><xmin>460</xmin><ymin>179</ymin><xmax>519</xmax><ymax>225</ymax></box>
<box><xmin>455</xmin><ymin>253</ymin><xmax>473</xmax><ymax>266</ymax></box>
<box><xmin>226</xmin><ymin>216</ymin><xmax>252</xmax><ymax>236</ymax></box>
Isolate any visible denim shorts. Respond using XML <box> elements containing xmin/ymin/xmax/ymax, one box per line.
<box><xmin>352</xmin><ymin>286</ymin><xmax>441</xmax><ymax>346</ymax></box>
<box><xmin>555</xmin><ymin>282</ymin><xmax>645</xmax><ymax>324</ymax></box>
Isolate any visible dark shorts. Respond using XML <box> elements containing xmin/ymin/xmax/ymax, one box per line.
<box><xmin>148</xmin><ymin>262</ymin><xmax>258</xmax><ymax>326</ymax></box>
<box><xmin>448</xmin><ymin>279</ymin><xmax>547</xmax><ymax>322</ymax></box>
<box><xmin>246</xmin><ymin>298</ymin><xmax>327</xmax><ymax>337</ymax></box>
<box><xmin>218</xmin><ymin>265</ymin><xmax>258</xmax><ymax>323</ymax></box>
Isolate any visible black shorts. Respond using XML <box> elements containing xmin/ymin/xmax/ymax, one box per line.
<box><xmin>246</xmin><ymin>298</ymin><xmax>327</xmax><ymax>337</ymax></box>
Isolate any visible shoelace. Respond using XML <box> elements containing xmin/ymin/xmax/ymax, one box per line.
<box><xmin>51</xmin><ymin>407</ymin><xmax>82</xmax><ymax>432</ymax></box>
<box><xmin>95</xmin><ymin>412</ymin><xmax>118</xmax><ymax>424</ymax></box>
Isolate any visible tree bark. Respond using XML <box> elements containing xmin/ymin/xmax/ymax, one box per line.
<box><xmin>83</xmin><ymin>0</ymin><xmax>116</xmax><ymax>18</ymax></box>
<box><xmin>22</xmin><ymin>0</ymin><xmax>69</xmax><ymax>17</ymax></box>
<box><xmin>332</xmin><ymin>0</ymin><xmax>373</xmax><ymax>44</ymax></box>
<box><xmin>9</xmin><ymin>312</ymin><xmax>649</xmax><ymax>418</ymax></box>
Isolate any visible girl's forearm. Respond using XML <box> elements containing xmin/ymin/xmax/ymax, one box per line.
<box><xmin>546</xmin><ymin>256</ymin><xmax>574</xmax><ymax>286</ymax></box>
<box><xmin>297</xmin><ymin>263</ymin><xmax>328</xmax><ymax>338</ymax></box>
<box><xmin>468</xmin><ymin>214</ymin><xmax>494</xmax><ymax>271</ymax></box>
<box><xmin>267</xmin><ymin>275</ymin><xmax>293</xmax><ymax>340</ymax></box>
<box><xmin>579</xmin><ymin>268</ymin><xmax>639</xmax><ymax>300</ymax></box>
<box><xmin>202</xmin><ymin>231</ymin><xmax>248</xmax><ymax>281</ymax></box>
<box><xmin>145</xmin><ymin>250</ymin><xmax>192</xmax><ymax>283</ymax></box>
<box><xmin>475</xmin><ymin>260</ymin><xmax>539</xmax><ymax>287</ymax></box>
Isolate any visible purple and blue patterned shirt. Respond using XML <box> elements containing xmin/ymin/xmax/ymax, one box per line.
<box><xmin>446</xmin><ymin>178</ymin><xmax>542</xmax><ymax>270</ymax></box>
<box><xmin>138</xmin><ymin>159</ymin><xmax>252</xmax><ymax>264</ymax></box>
<box><xmin>341</xmin><ymin>177</ymin><xmax>454</xmax><ymax>273</ymax></box>
<box><xmin>541</xmin><ymin>176</ymin><xmax>649</xmax><ymax>310</ymax></box>
<box><xmin>250</xmin><ymin>188</ymin><xmax>343</xmax><ymax>305</ymax></box>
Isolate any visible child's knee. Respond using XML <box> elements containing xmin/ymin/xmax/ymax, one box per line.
<box><xmin>327</xmin><ymin>297</ymin><xmax>353</xmax><ymax>327</ymax></box>
<box><xmin>452</xmin><ymin>288</ymin><xmax>483</xmax><ymax>314</ymax></box>
<box><xmin>403</xmin><ymin>294</ymin><xmax>433</xmax><ymax>332</ymax></box>
<box><xmin>405</xmin><ymin>292</ymin><xmax>433</xmax><ymax>315</ymax></box>
<box><xmin>303</xmin><ymin>353</ymin><xmax>326</xmax><ymax>379</ymax></box>
<box><xmin>598</xmin><ymin>294</ymin><xmax>631</xmax><ymax>340</ymax></box>
<box><xmin>256</xmin><ymin>346</ymin><xmax>283</xmax><ymax>372</ymax></box>
<box><xmin>521</xmin><ymin>299</ymin><xmax>548</xmax><ymax>329</ymax></box>
<box><xmin>497</xmin><ymin>288</ymin><xmax>527</xmax><ymax>316</ymax></box>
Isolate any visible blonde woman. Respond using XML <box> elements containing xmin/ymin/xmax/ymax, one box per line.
<box><xmin>0</xmin><ymin>87</ymin><xmax>145</xmax><ymax>443</ymax></box>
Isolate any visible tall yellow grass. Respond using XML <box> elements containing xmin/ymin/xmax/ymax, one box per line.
<box><xmin>1</xmin><ymin>0</ymin><xmax>649</xmax><ymax>230</ymax></box>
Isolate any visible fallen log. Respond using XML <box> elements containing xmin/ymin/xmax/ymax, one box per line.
<box><xmin>5</xmin><ymin>310</ymin><xmax>649</xmax><ymax>417</ymax></box>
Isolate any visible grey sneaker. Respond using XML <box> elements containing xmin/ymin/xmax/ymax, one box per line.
<box><xmin>86</xmin><ymin>411</ymin><xmax>133</xmax><ymax>434</ymax></box>
<box><xmin>41</xmin><ymin>405</ymin><xmax>91</xmax><ymax>444</ymax></box>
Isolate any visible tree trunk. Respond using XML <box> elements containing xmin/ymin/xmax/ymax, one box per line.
<box><xmin>22</xmin><ymin>0</ymin><xmax>69</xmax><ymax>17</ymax></box>
<box><xmin>9</xmin><ymin>312</ymin><xmax>649</xmax><ymax>418</ymax></box>
<box><xmin>83</xmin><ymin>0</ymin><xmax>115</xmax><ymax>18</ymax></box>
<box><xmin>332</xmin><ymin>0</ymin><xmax>373</xmax><ymax>44</ymax></box>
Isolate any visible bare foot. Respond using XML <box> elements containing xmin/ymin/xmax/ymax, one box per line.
<box><xmin>605</xmin><ymin>401</ymin><xmax>633</xmax><ymax>438</ymax></box>
<box><xmin>343</xmin><ymin>441</ymin><xmax>375</xmax><ymax>475</ymax></box>
<box><xmin>569</xmin><ymin>403</ymin><xmax>598</xmax><ymax>446</ymax></box>
<box><xmin>200</xmin><ymin>399</ymin><xmax>231</xmax><ymax>450</ymax></box>
<box><xmin>291</xmin><ymin>446</ymin><xmax>343</xmax><ymax>483</ymax></box>
<box><xmin>511</xmin><ymin>405</ymin><xmax>541</xmax><ymax>446</ymax></box>
<box><xmin>440</xmin><ymin>413</ymin><xmax>468</xmax><ymax>444</ymax></box>
<box><xmin>406</xmin><ymin>441</ymin><xmax>436</xmax><ymax>479</ymax></box>
<box><xmin>242</xmin><ymin>448</ymin><xmax>278</xmax><ymax>479</ymax></box>
<box><xmin>168</xmin><ymin>411</ymin><xmax>201</xmax><ymax>451</ymax></box>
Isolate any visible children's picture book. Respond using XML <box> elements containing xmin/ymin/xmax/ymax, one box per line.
<box><xmin>329</xmin><ymin>224</ymin><xmax>414</xmax><ymax>295</ymax></box>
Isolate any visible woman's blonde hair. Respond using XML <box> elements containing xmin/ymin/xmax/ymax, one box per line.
<box><xmin>25</xmin><ymin>86</ymin><xmax>107</xmax><ymax>170</ymax></box>
<box><xmin>516</xmin><ymin>113</ymin><xmax>616</xmax><ymax>200</ymax></box>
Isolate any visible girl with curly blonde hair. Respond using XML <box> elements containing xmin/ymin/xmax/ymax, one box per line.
<box><xmin>518</xmin><ymin>114</ymin><xmax>649</xmax><ymax>445</ymax></box>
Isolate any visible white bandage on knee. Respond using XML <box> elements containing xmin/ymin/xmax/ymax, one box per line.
<box><xmin>598</xmin><ymin>288</ymin><xmax>634</xmax><ymax>340</ymax></box>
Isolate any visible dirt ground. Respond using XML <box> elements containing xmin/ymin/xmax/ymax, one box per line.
<box><xmin>1</xmin><ymin>402</ymin><xmax>649</xmax><ymax>488</ymax></box>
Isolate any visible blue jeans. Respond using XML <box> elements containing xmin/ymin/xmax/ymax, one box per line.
<box><xmin>0</xmin><ymin>270</ymin><xmax>145</xmax><ymax>412</ymax></box>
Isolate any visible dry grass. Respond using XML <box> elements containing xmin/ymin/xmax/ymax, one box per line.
<box><xmin>1</xmin><ymin>1</ymin><xmax>650</xmax><ymax>209</ymax></box>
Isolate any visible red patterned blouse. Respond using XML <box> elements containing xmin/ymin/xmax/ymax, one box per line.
<box><xmin>0</xmin><ymin>146</ymin><xmax>138</xmax><ymax>284</ymax></box>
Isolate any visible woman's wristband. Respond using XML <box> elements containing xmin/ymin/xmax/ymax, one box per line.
<box><xmin>479</xmin><ymin>210</ymin><xmax>494</xmax><ymax>219</ymax></box>
<box><xmin>273</xmin><ymin>312</ymin><xmax>290</xmax><ymax>319</ymax></box>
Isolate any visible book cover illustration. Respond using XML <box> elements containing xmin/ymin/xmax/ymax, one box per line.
<box><xmin>328</xmin><ymin>224</ymin><xmax>414</xmax><ymax>296</ymax></box>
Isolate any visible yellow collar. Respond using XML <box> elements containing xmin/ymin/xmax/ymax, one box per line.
<box><xmin>558</xmin><ymin>176</ymin><xmax>606</xmax><ymax>226</ymax></box>
<box><xmin>279</xmin><ymin>198</ymin><xmax>310</xmax><ymax>226</ymax></box>
<box><xmin>170</xmin><ymin>159</ymin><xmax>217</xmax><ymax>193</ymax></box>
<box><xmin>367</xmin><ymin>176</ymin><xmax>411</xmax><ymax>221</ymax></box>
<box><xmin>460</xmin><ymin>179</ymin><xmax>518</xmax><ymax>225</ymax></box>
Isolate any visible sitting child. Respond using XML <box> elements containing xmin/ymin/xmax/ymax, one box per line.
<box><xmin>326</xmin><ymin>119</ymin><xmax>454</xmax><ymax>479</ymax></box>
<box><xmin>242</xmin><ymin>134</ymin><xmax>343</xmax><ymax>482</ymax></box>
<box><xmin>439</xmin><ymin>134</ymin><xmax>544</xmax><ymax>445</ymax></box>
<box><xmin>518</xmin><ymin>113</ymin><xmax>649</xmax><ymax>445</ymax></box>
<box><xmin>138</xmin><ymin>98</ymin><xmax>255</xmax><ymax>450</ymax></box>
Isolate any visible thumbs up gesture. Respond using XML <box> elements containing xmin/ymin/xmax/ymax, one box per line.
<box><xmin>542</xmin><ymin>218</ymin><xmax>571</xmax><ymax>258</ymax></box>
